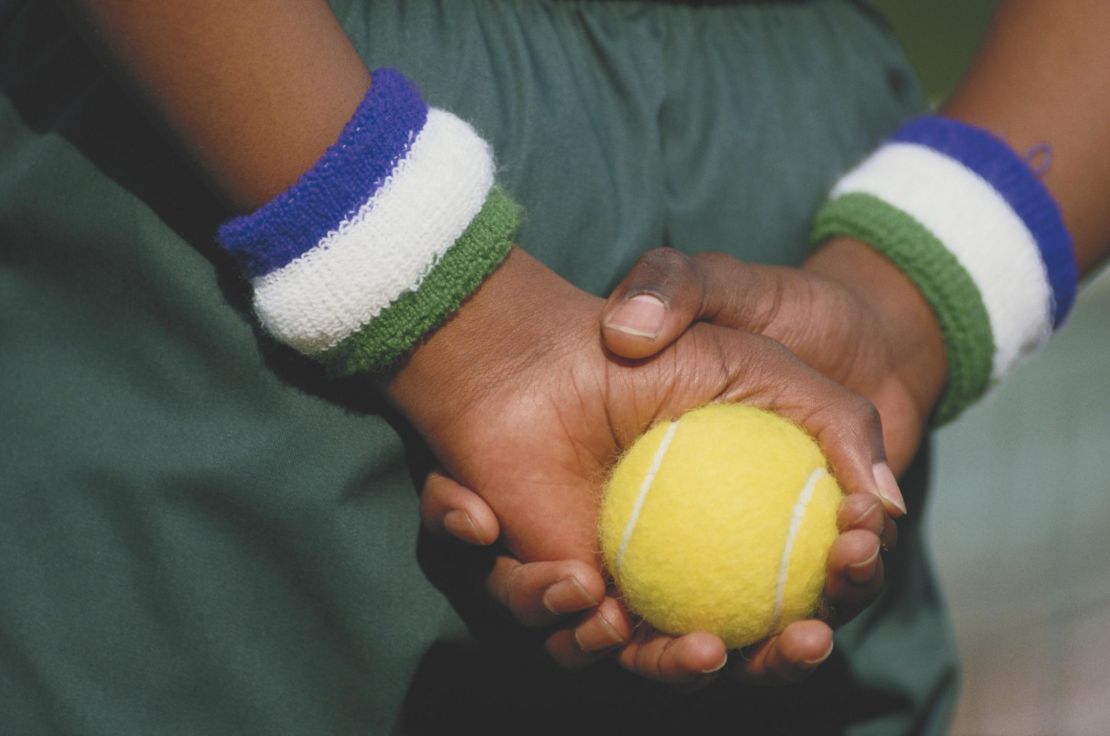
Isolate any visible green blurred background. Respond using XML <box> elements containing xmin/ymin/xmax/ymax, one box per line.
<box><xmin>869</xmin><ymin>3</ymin><xmax>1110</xmax><ymax>734</ymax></box>
<box><xmin>871</xmin><ymin>1</ymin><xmax>995</xmax><ymax>102</ymax></box>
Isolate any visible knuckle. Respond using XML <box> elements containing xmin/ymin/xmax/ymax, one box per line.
<box><xmin>641</xmin><ymin>246</ymin><xmax>692</xmax><ymax>273</ymax></box>
<box><xmin>636</xmin><ymin>249</ymin><xmax>698</xmax><ymax>292</ymax></box>
<box><xmin>839</xmin><ymin>492</ymin><xmax>880</xmax><ymax>529</ymax></box>
<box><xmin>498</xmin><ymin>561</ymin><xmax>529</xmax><ymax>615</ymax></box>
<box><xmin>847</xmin><ymin>395</ymin><xmax>882</xmax><ymax>430</ymax></box>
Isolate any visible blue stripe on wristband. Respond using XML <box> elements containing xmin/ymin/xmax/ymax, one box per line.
<box><xmin>891</xmin><ymin>116</ymin><xmax>1077</xmax><ymax>326</ymax></box>
<box><xmin>219</xmin><ymin>69</ymin><xmax>429</xmax><ymax>278</ymax></box>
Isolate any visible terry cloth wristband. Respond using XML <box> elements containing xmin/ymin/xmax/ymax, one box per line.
<box><xmin>218</xmin><ymin>69</ymin><xmax>521</xmax><ymax>375</ymax></box>
<box><xmin>811</xmin><ymin>116</ymin><xmax>1078</xmax><ymax>424</ymax></box>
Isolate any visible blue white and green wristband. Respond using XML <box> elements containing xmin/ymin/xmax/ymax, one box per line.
<box><xmin>812</xmin><ymin>116</ymin><xmax>1078</xmax><ymax>424</ymax></box>
<box><xmin>218</xmin><ymin>69</ymin><xmax>521</xmax><ymax>375</ymax></box>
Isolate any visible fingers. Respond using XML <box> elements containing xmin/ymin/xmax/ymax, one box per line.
<box><xmin>604</xmin><ymin>253</ymin><xmax>910</xmax><ymax>518</ymax></box>
<box><xmin>681</xmin><ymin>323</ymin><xmax>906</xmax><ymax>519</ymax></box>
<box><xmin>822</xmin><ymin>529</ymin><xmax>885</xmax><ymax>628</ymax></box>
<box><xmin>820</xmin><ymin>494</ymin><xmax>894</xmax><ymax>628</ymax></box>
<box><xmin>544</xmin><ymin>628</ymin><xmax>601</xmax><ymax>670</ymax></box>
<box><xmin>420</xmin><ymin>470</ymin><xmax>500</xmax><ymax>545</ymax></box>
<box><xmin>616</xmin><ymin>629</ymin><xmax>729</xmax><ymax>687</ymax></box>
<box><xmin>480</xmin><ymin>551</ymin><xmax>736</xmax><ymax>686</ymax></box>
<box><xmin>601</xmin><ymin>248</ymin><xmax>707</xmax><ymax>360</ymax></box>
<box><xmin>504</xmin><ymin>570</ymin><xmax>734</xmax><ymax>687</ymax></box>
<box><xmin>421</xmin><ymin>472</ymin><xmax>637</xmax><ymax>671</ymax></box>
<box><xmin>481</xmin><ymin>554</ymin><xmax>633</xmax><ymax>673</ymax></box>
<box><xmin>544</xmin><ymin>597</ymin><xmax>632</xmax><ymax>670</ymax></box>
<box><xmin>770</xmin><ymin>380</ymin><xmax>904</xmax><ymax>622</ymax></box>
<box><xmin>484</xmin><ymin>555</ymin><xmax>606</xmax><ymax>627</ymax></box>
<box><xmin>811</xmin><ymin>395</ymin><xmax>907</xmax><ymax>519</ymax></box>
<box><xmin>730</xmin><ymin>620</ymin><xmax>835</xmax><ymax>685</ymax></box>
<box><xmin>600</xmin><ymin>249</ymin><xmax>787</xmax><ymax>360</ymax></box>
<box><xmin>751</xmin><ymin>353</ymin><xmax>907</xmax><ymax>519</ymax></box>
<box><xmin>839</xmin><ymin>491</ymin><xmax>897</xmax><ymax>551</ymax></box>
<box><xmin>870</xmin><ymin>458</ymin><xmax>909</xmax><ymax>518</ymax></box>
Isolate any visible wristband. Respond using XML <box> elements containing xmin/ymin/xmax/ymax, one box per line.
<box><xmin>811</xmin><ymin>116</ymin><xmax>1077</xmax><ymax>424</ymax></box>
<box><xmin>218</xmin><ymin>69</ymin><xmax>521</xmax><ymax>375</ymax></box>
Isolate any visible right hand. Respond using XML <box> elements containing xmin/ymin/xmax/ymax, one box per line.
<box><xmin>390</xmin><ymin>247</ymin><xmax>902</xmax><ymax>686</ymax></box>
<box><xmin>598</xmin><ymin>239</ymin><xmax>949</xmax><ymax>476</ymax></box>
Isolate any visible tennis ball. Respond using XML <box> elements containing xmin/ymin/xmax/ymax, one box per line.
<box><xmin>599</xmin><ymin>403</ymin><xmax>842</xmax><ymax>649</ymax></box>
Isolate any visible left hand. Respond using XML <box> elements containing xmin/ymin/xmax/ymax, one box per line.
<box><xmin>419</xmin><ymin>466</ymin><xmax>895</xmax><ymax>686</ymax></box>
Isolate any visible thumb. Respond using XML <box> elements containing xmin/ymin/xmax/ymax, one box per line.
<box><xmin>601</xmin><ymin>249</ymin><xmax>789</xmax><ymax>360</ymax></box>
<box><xmin>601</xmin><ymin>248</ymin><xmax>709</xmax><ymax>360</ymax></box>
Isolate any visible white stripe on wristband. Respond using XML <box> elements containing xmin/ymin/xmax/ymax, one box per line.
<box><xmin>832</xmin><ymin>142</ymin><xmax>1053</xmax><ymax>380</ymax></box>
<box><xmin>252</xmin><ymin>109</ymin><xmax>495</xmax><ymax>355</ymax></box>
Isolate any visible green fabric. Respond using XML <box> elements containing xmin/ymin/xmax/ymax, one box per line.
<box><xmin>0</xmin><ymin>1</ymin><xmax>958</xmax><ymax>734</ymax></box>
<box><xmin>812</xmin><ymin>191</ymin><xmax>996</xmax><ymax>424</ymax></box>
<box><xmin>320</xmin><ymin>185</ymin><xmax>520</xmax><ymax>376</ymax></box>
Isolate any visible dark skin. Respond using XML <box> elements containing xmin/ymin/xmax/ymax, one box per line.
<box><xmin>60</xmin><ymin>0</ymin><xmax>901</xmax><ymax>686</ymax></box>
<box><xmin>63</xmin><ymin>0</ymin><xmax>1110</xmax><ymax>690</ymax></box>
<box><xmin>423</xmin><ymin>0</ymin><xmax>1110</xmax><ymax>686</ymax></box>
<box><xmin>60</xmin><ymin>0</ymin><xmax>372</xmax><ymax>213</ymax></box>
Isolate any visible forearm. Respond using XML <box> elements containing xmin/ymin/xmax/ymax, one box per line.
<box><xmin>810</xmin><ymin>0</ymin><xmax>1110</xmax><ymax>423</ymax></box>
<box><xmin>60</xmin><ymin>0</ymin><xmax>550</xmax><ymax>411</ymax></box>
<box><xmin>943</xmin><ymin>0</ymin><xmax>1110</xmax><ymax>277</ymax></box>
<box><xmin>58</xmin><ymin>0</ymin><xmax>370</xmax><ymax>212</ymax></box>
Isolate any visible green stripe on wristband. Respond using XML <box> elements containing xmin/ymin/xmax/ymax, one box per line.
<box><xmin>811</xmin><ymin>192</ymin><xmax>995</xmax><ymax>425</ymax></box>
<box><xmin>320</xmin><ymin>185</ymin><xmax>521</xmax><ymax>376</ymax></box>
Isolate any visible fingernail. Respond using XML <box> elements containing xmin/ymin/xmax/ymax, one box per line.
<box><xmin>701</xmin><ymin>653</ymin><xmax>729</xmax><ymax>675</ymax></box>
<box><xmin>872</xmin><ymin>462</ymin><xmax>908</xmax><ymax>517</ymax></box>
<box><xmin>574</xmin><ymin>611</ymin><xmax>626</xmax><ymax>652</ymax></box>
<box><xmin>846</xmin><ymin>500</ymin><xmax>882</xmax><ymax>529</ymax></box>
<box><xmin>604</xmin><ymin>294</ymin><xmax>666</xmax><ymax>339</ymax></box>
<box><xmin>596</xmin><ymin>612</ymin><xmax>627</xmax><ymax>648</ymax></box>
<box><xmin>543</xmin><ymin>577</ymin><xmax>599</xmax><ymax>615</ymax></box>
<box><xmin>846</xmin><ymin>546</ymin><xmax>881</xmax><ymax>584</ymax></box>
<box><xmin>798</xmin><ymin>640</ymin><xmax>835</xmax><ymax>670</ymax></box>
<box><xmin>443</xmin><ymin>510</ymin><xmax>481</xmax><ymax>543</ymax></box>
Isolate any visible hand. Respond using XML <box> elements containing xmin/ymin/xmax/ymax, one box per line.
<box><xmin>600</xmin><ymin>240</ymin><xmax>948</xmax><ymax>476</ymax></box>
<box><xmin>391</xmin><ymin>247</ymin><xmax>902</xmax><ymax>687</ymax></box>
<box><xmin>420</xmin><ymin>468</ymin><xmax>896</xmax><ymax>687</ymax></box>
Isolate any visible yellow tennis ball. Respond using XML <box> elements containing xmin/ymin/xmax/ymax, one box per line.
<box><xmin>599</xmin><ymin>403</ymin><xmax>842</xmax><ymax>649</ymax></box>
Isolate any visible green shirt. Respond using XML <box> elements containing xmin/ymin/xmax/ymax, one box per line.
<box><xmin>0</xmin><ymin>1</ymin><xmax>956</xmax><ymax>732</ymax></box>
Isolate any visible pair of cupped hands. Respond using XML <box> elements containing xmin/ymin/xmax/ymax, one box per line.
<box><xmin>386</xmin><ymin>235</ymin><xmax>945</xmax><ymax>691</ymax></box>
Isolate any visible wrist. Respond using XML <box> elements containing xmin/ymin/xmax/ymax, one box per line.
<box><xmin>803</xmin><ymin>237</ymin><xmax>948</xmax><ymax>424</ymax></box>
<box><xmin>811</xmin><ymin>115</ymin><xmax>1077</xmax><ymax>424</ymax></box>
<box><xmin>217</xmin><ymin>69</ymin><xmax>522</xmax><ymax>379</ymax></box>
<box><xmin>386</xmin><ymin>247</ymin><xmax>601</xmax><ymax>439</ymax></box>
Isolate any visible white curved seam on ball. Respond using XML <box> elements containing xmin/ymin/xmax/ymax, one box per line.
<box><xmin>832</xmin><ymin>142</ymin><xmax>1053</xmax><ymax>379</ymax></box>
<box><xmin>772</xmin><ymin>467</ymin><xmax>826</xmax><ymax>632</ymax></box>
<box><xmin>251</xmin><ymin>108</ymin><xmax>495</xmax><ymax>354</ymax></box>
<box><xmin>615</xmin><ymin>420</ymin><xmax>681</xmax><ymax>579</ymax></box>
